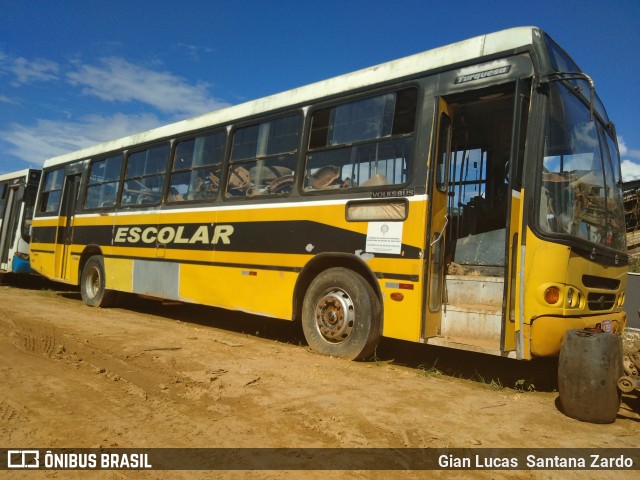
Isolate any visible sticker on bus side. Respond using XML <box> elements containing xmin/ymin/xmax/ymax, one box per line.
<box><xmin>365</xmin><ymin>222</ymin><xmax>403</xmax><ymax>255</ymax></box>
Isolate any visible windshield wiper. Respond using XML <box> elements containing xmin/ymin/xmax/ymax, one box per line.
<box><xmin>536</xmin><ymin>72</ymin><xmax>595</xmax><ymax>119</ymax></box>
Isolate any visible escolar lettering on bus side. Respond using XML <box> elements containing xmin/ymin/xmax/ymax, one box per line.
<box><xmin>114</xmin><ymin>224</ymin><xmax>234</xmax><ymax>245</ymax></box>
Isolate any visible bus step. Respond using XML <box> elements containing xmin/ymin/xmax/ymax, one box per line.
<box><xmin>427</xmin><ymin>335</ymin><xmax>501</xmax><ymax>355</ymax></box>
<box><xmin>441</xmin><ymin>305</ymin><xmax>502</xmax><ymax>342</ymax></box>
<box><xmin>445</xmin><ymin>274</ymin><xmax>503</xmax><ymax>308</ymax></box>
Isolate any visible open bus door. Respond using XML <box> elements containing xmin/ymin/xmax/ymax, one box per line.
<box><xmin>423</xmin><ymin>98</ymin><xmax>453</xmax><ymax>339</ymax></box>
<box><xmin>422</xmin><ymin>82</ymin><xmax>529</xmax><ymax>357</ymax></box>
<box><xmin>502</xmin><ymin>78</ymin><xmax>529</xmax><ymax>357</ymax></box>
<box><xmin>54</xmin><ymin>166</ymin><xmax>83</xmax><ymax>282</ymax></box>
<box><xmin>0</xmin><ymin>183</ymin><xmax>22</xmax><ymax>271</ymax></box>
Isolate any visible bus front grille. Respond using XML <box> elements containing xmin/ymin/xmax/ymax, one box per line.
<box><xmin>587</xmin><ymin>293</ymin><xmax>616</xmax><ymax>311</ymax></box>
<box><xmin>582</xmin><ymin>275</ymin><xmax>620</xmax><ymax>290</ymax></box>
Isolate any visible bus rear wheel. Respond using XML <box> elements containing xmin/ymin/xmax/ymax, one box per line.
<box><xmin>302</xmin><ymin>267</ymin><xmax>381</xmax><ymax>360</ymax></box>
<box><xmin>80</xmin><ymin>255</ymin><xmax>118</xmax><ymax>308</ymax></box>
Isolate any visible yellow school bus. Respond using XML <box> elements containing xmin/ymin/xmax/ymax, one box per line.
<box><xmin>30</xmin><ymin>27</ymin><xmax>627</xmax><ymax>362</ymax></box>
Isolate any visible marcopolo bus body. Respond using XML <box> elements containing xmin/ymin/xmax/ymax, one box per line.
<box><xmin>30</xmin><ymin>27</ymin><xmax>627</xmax><ymax>361</ymax></box>
<box><xmin>0</xmin><ymin>169</ymin><xmax>41</xmax><ymax>274</ymax></box>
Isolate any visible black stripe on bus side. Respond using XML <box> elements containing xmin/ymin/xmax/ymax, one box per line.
<box><xmin>101</xmin><ymin>253</ymin><xmax>420</xmax><ymax>282</ymax></box>
<box><xmin>72</xmin><ymin>225</ymin><xmax>116</xmax><ymax>246</ymax></box>
<box><xmin>31</xmin><ymin>226</ymin><xmax>58</xmax><ymax>244</ymax></box>
<box><xmin>32</xmin><ymin>224</ymin><xmax>115</xmax><ymax>247</ymax></box>
<box><xmin>38</xmin><ymin>221</ymin><xmax>423</xmax><ymax>259</ymax></box>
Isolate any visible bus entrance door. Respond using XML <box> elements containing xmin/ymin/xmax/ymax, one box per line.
<box><xmin>55</xmin><ymin>170</ymin><xmax>82</xmax><ymax>282</ymax></box>
<box><xmin>424</xmin><ymin>82</ymin><xmax>528</xmax><ymax>357</ymax></box>
<box><xmin>423</xmin><ymin>98</ymin><xmax>453</xmax><ymax>339</ymax></box>
<box><xmin>0</xmin><ymin>183</ymin><xmax>21</xmax><ymax>271</ymax></box>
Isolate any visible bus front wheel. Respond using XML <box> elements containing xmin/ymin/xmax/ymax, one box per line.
<box><xmin>302</xmin><ymin>268</ymin><xmax>381</xmax><ymax>360</ymax></box>
<box><xmin>80</xmin><ymin>256</ymin><xmax>118</xmax><ymax>308</ymax></box>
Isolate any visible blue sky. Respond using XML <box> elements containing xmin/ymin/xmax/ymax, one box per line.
<box><xmin>1</xmin><ymin>0</ymin><xmax>639</xmax><ymax>179</ymax></box>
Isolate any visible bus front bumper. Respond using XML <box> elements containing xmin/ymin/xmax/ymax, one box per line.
<box><xmin>530</xmin><ymin>311</ymin><xmax>627</xmax><ymax>357</ymax></box>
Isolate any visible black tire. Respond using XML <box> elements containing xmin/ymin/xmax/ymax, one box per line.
<box><xmin>558</xmin><ymin>329</ymin><xmax>622</xmax><ymax>424</ymax></box>
<box><xmin>80</xmin><ymin>255</ymin><xmax>118</xmax><ymax>308</ymax></box>
<box><xmin>302</xmin><ymin>267</ymin><xmax>382</xmax><ymax>360</ymax></box>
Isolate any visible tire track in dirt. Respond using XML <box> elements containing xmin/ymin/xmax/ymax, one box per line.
<box><xmin>0</xmin><ymin>289</ymin><xmax>291</xmax><ymax>447</ymax></box>
<box><xmin>0</xmin><ymin>399</ymin><xmax>19</xmax><ymax>422</ymax></box>
<box><xmin>0</xmin><ymin>299</ymin><xmax>227</xmax><ymax>446</ymax></box>
<box><xmin>2</xmin><ymin>307</ymin><xmax>62</xmax><ymax>358</ymax></box>
<box><xmin>1</xmin><ymin>281</ymin><xmax>639</xmax><ymax>480</ymax></box>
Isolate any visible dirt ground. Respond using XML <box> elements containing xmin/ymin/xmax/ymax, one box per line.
<box><xmin>1</xmin><ymin>275</ymin><xmax>639</xmax><ymax>480</ymax></box>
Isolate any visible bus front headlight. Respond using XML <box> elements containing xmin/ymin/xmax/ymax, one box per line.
<box><xmin>544</xmin><ymin>286</ymin><xmax>560</xmax><ymax>305</ymax></box>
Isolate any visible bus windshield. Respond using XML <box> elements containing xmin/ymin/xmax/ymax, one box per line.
<box><xmin>538</xmin><ymin>82</ymin><xmax>626</xmax><ymax>252</ymax></box>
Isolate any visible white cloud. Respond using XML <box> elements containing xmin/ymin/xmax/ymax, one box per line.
<box><xmin>0</xmin><ymin>52</ymin><xmax>232</xmax><ymax>169</ymax></box>
<box><xmin>618</xmin><ymin>136</ymin><xmax>629</xmax><ymax>157</ymax></box>
<box><xmin>7</xmin><ymin>57</ymin><xmax>59</xmax><ymax>85</ymax></box>
<box><xmin>618</xmin><ymin>136</ymin><xmax>640</xmax><ymax>160</ymax></box>
<box><xmin>0</xmin><ymin>94</ymin><xmax>18</xmax><ymax>105</ymax></box>
<box><xmin>627</xmin><ymin>150</ymin><xmax>640</xmax><ymax>163</ymax></box>
<box><xmin>175</xmin><ymin>43</ymin><xmax>213</xmax><ymax>62</ymax></box>
<box><xmin>66</xmin><ymin>57</ymin><xmax>229</xmax><ymax>116</ymax></box>
<box><xmin>621</xmin><ymin>160</ymin><xmax>640</xmax><ymax>182</ymax></box>
<box><xmin>0</xmin><ymin>114</ymin><xmax>163</xmax><ymax>167</ymax></box>
<box><xmin>618</xmin><ymin>136</ymin><xmax>640</xmax><ymax>182</ymax></box>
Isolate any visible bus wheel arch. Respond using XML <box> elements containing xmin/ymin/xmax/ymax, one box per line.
<box><xmin>78</xmin><ymin>245</ymin><xmax>103</xmax><ymax>280</ymax></box>
<box><xmin>79</xmin><ymin>249</ymin><xmax>118</xmax><ymax>308</ymax></box>
<box><xmin>295</xmin><ymin>255</ymin><xmax>383</xmax><ymax>360</ymax></box>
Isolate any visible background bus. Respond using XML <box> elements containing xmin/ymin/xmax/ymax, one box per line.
<box><xmin>0</xmin><ymin>169</ymin><xmax>41</xmax><ymax>274</ymax></box>
<box><xmin>29</xmin><ymin>27</ymin><xmax>627</xmax><ymax>365</ymax></box>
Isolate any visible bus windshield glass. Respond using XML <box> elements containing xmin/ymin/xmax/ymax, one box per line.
<box><xmin>538</xmin><ymin>82</ymin><xmax>626</xmax><ymax>252</ymax></box>
<box><xmin>544</xmin><ymin>33</ymin><xmax>610</xmax><ymax>123</ymax></box>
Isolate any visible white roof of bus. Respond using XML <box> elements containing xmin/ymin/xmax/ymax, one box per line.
<box><xmin>43</xmin><ymin>26</ymin><xmax>538</xmax><ymax>168</ymax></box>
<box><xmin>0</xmin><ymin>168</ymin><xmax>33</xmax><ymax>182</ymax></box>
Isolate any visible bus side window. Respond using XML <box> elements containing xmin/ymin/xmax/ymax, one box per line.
<box><xmin>226</xmin><ymin>114</ymin><xmax>300</xmax><ymax>198</ymax></box>
<box><xmin>122</xmin><ymin>144</ymin><xmax>169</xmax><ymax>206</ymax></box>
<box><xmin>85</xmin><ymin>154</ymin><xmax>122</xmax><ymax>210</ymax></box>
<box><xmin>169</xmin><ymin>131</ymin><xmax>225</xmax><ymax>203</ymax></box>
<box><xmin>304</xmin><ymin>88</ymin><xmax>417</xmax><ymax>192</ymax></box>
<box><xmin>38</xmin><ymin>168</ymin><xmax>65</xmax><ymax>214</ymax></box>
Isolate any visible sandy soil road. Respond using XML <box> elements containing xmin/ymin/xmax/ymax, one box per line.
<box><xmin>1</xmin><ymin>276</ymin><xmax>638</xmax><ymax>479</ymax></box>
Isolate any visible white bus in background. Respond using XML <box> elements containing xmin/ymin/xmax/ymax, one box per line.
<box><xmin>0</xmin><ymin>169</ymin><xmax>41</xmax><ymax>274</ymax></box>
